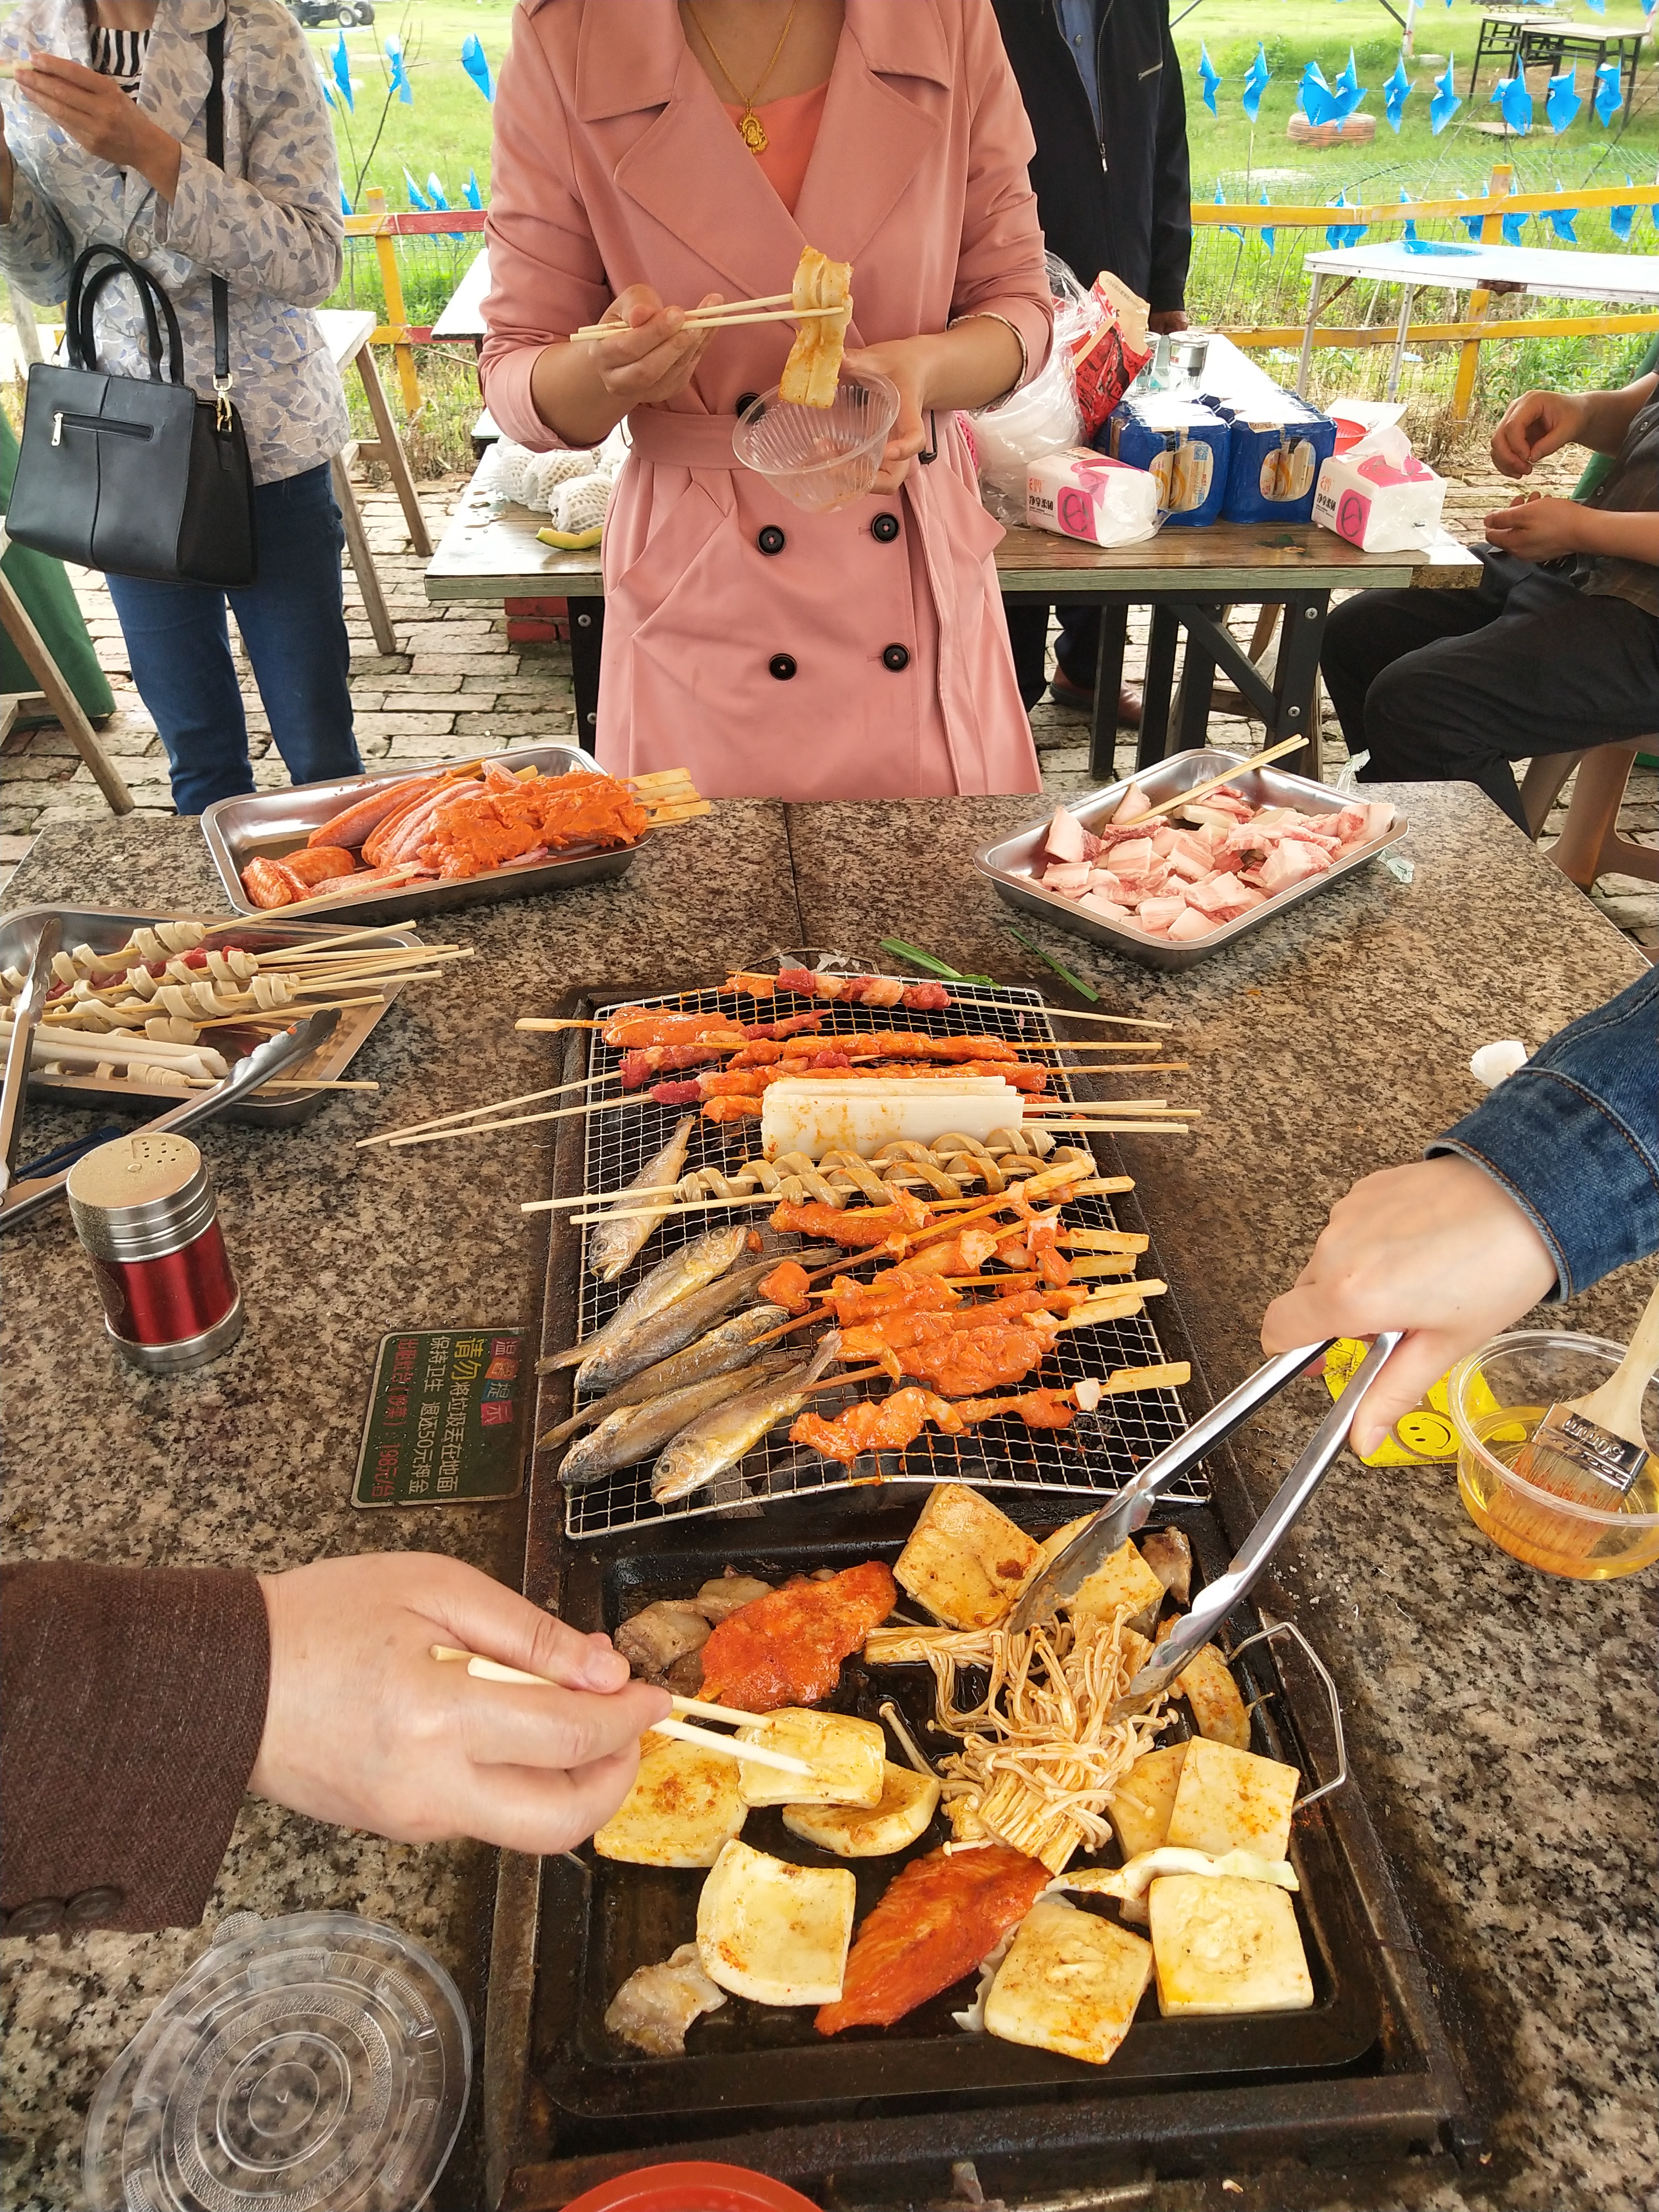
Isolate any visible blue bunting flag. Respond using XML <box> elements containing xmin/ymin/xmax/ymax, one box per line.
<box><xmin>403</xmin><ymin>167</ymin><xmax>431</xmax><ymax>212</ymax></box>
<box><xmin>385</xmin><ymin>36</ymin><xmax>413</xmax><ymax>104</ymax></box>
<box><xmin>1544</xmin><ymin>188</ymin><xmax>1578</xmax><ymax>241</ymax></box>
<box><xmin>1490</xmin><ymin>74</ymin><xmax>1533</xmax><ymax>133</ymax></box>
<box><xmin>1593</xmin><ymin>59</ymin><xmax>1623</xmax><ymax>123</ymax></box>
<box><xmin>1260</xmin><ymin>191</ymin><xmax>1275</xmax><ymax>255</ymax></box>
<box><xmin>331</xmin><ymin>30</ymin><xmax>353</xmax><ymax>111</ymax></box>
<box><xmin>1544</xmin><ymin>65</ymin><xmax>1580</xmax><ymax>131</ymax></box>
<box><xmin>1198</xmin><ymin>43</ymin><xmax>1221</xmax><ymax>114</ymax></box>
<box><xmin>1430</xmin><ymin>53</ymin><xmax>1462</xmax><ymax>133</ymax></box>
<box><xmin>1399</xmin><ymin>186</ymin><xmax>1418</xmax><ymax>243</ymax></box>
<box><xmin>1241</xmin><ymin>43</ymin><xmax>1271</xmax><ymax>122</ymax></box>
<box><xmin>1609</xmin><ymin>184</ymin><xmax>1635</xmax><ymax>241</ymax></box>
<box><xmin>461</xmin><ymin>33</ymin><xmax>495</xmax><ymax>103</ymax></box>
<box><xmin>464</xmin><ymin>169</ymin><xmax>484</xmax><ymax>211</ymax></box>
<box><xmin>1384</xmin><ymin>55</ymin><xmax>1411</xmax><ymax>131</ymax></box>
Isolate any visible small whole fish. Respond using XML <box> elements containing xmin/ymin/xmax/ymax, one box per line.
<box><xmin>560</xmin><ymin>1357</ymin><xmax>799</xmax><ymax>1490</ymax></box>
<box><xmin>542</xmin><ymin>1220</ymin><xmax>750</xmax><ymax>1376</ymax></box>
<box><xmin>586</xmin><ymin>1115</ymin><xmax>695</xmax><ymax>1283</ymax></box>
<box><xmin>538</xmin><ymin>1304</ymin><xmax>794</xmax><ymax>1448</ymax></box>
<box><xmin>575</xmin><ymin>1257</ymin><xmax>787</xmax><ymax>1395</ymax></box>
<box><xmin>652</xmin><ymin>1333</ymin><xmax>843</xmax><ymax>1505</ymax></box>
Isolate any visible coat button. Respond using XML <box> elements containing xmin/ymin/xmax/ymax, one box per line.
<box><xmin>871</xmin><ymin>511</ymin><xmax>900</xmax><ymax>543</ymax></box>
<box><xmin>65</xmin><ymin>1886</ymin><xmax>125</xmax><ymax>1926</ymax></box>
<box><xmin>757</xmin><ymin>524</ymin><xmax>786</xmax><ymax>556</ymax></box>
<box><xmin>735</xmin><ymin>392</ymin><xmax>759</xmax><ymax>416</ymax></box>
<box><xmin>5</xmin><ymin>1898</ymin><xmax>65</xmax><ymax>1937</ymax></box>
<box><xmin>882</xmin><ymin>644</ymin><xmax>911</xmax><ymax>672</ymax></box>
<box><xmin>769</xmin><ymin>653</ymin><xmax>797</xmax><ymax>681</ymax></box>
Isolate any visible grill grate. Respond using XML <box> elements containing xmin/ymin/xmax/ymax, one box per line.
<box><xmin>560</xmin><ymin>978</ymin><xmax>1207</xmax><ymax>1539</ymax></box>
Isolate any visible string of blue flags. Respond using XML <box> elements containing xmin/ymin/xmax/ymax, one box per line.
<box><xmin>1193</xmin><ymin>38</ymin><xmax>1633</xmax><ymax>134</ymax></box>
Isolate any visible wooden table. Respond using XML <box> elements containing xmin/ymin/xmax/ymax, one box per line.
<box><xmin>316</xmin><ymin>309</ymin><xmax>434</xmax><ymax>657</ymax></box>
<box><xmin>426</xmin><ymin>480</ymin><xmax>1481</xmax><ymax>775</ymax></box>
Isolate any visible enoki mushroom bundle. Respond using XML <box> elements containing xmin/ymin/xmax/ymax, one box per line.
<box><xmin>667</xmin><ymin>1131</ymin><xmax>1091</xmax><ymax>1211</ymax></box>
<box><xmin>866</xmin><ymin>1611</ymin><xmax>1170</xmax><ymax>1875</ymax></box>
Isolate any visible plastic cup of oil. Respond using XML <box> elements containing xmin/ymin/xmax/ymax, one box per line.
<box><xmin>1447</xmin><ymin>1330</ymin><xmax>1659</xmax><ymax>1581</ymax></box>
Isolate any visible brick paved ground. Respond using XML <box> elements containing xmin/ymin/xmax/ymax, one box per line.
<box><xmin>1</xmin><ymin>449</ymin><xmax>1652</xmax><ymax>952</ymax></box>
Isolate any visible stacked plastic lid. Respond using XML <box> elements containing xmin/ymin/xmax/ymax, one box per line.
<box><xmin>83</xmin><ymin>1912</ymin><xmax>470</xmax><ymax>2212</ymax></box>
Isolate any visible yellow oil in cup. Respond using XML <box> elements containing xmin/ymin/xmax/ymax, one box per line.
<box><xmin>1448</xmin><ymin>1333</ymin><xmax>1659</xmax><ymax>1581</ymax></box>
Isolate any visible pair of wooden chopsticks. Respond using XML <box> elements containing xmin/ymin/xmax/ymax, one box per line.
<box><xmin>430</xmin><ymin>1644</ymin><xmax>811</xmax><ymax>1775</ymax></box>
<box><xmin>568</xmin><ymin>295</ymin><xmax>840</xmax><ymax>343</ymax></box>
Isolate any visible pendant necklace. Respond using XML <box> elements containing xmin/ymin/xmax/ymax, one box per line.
<box><xmin>685</xmin><ymin>0</ymin><xmax>803</xmax><ymax>154</ymax></box>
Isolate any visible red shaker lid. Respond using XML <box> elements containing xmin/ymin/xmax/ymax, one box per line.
<box><xmin>560</xmin><ymin>2163</ymin><xmax>822</xmax><ymax>2212</ymax></box>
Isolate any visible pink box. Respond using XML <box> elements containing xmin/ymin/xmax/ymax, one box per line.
<box><xmin>1025</xmin><ymin>448</ymin><xmax>1160</xmax><ymax>547</ymax></box>
<box><xmin>1312</xmin><ymin>448</ymin><xmax>1447</xmax><ymax>554</ymax></box>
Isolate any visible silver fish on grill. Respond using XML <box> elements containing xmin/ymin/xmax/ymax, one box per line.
<box><xmin>575</xmin><ymin>1258</ymin><xmax>789</xmax><ymax>1395</ymax></box>
<box><xmin>541</xmin><ymin>1220</ymin><xmax>751</xmax><ymax>1376</ymax></box>
<box><xmin>538</xmin><ymin>1303</ymin><xmax>795</xmax><ymax>1447</ymax></box>
<box><xmin>559</xmin><ymin>1356</ymin><xmax>800</xmax><ymax>1490</ymax></box>
<box><xmin>651</xmin><ymin>1333</ymin><xmax>843</xmax><ymax>1505</ymax></box>
<box><xmin>586</xmin><ymin>1114</ymin><xmax>695</xmax><ymax>1282</ymax></box>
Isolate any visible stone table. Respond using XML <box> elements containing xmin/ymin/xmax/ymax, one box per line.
<box><xmin>3</xmin><ymin>787</ymin><xmax>1654</xmax><ymax>2212</ymax></box>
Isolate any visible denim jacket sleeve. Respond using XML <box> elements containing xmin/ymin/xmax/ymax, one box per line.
<box><xmin>1426</xmin><ymin>965</ymin><xmax>1659</xmax><ymax>1299</ymax></box>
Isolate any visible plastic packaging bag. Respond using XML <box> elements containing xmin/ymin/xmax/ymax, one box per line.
<box><xmin>1072</xmin><ymin>272</ymin><xmax>1154</xmax><ymax>439</ymax></box>
<box><xmin>1025</xmin><ymin>448</ymin><xmax>1161</xmax><ymax>547</ymax></box>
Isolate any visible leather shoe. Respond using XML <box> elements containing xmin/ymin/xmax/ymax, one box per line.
<box><xmin>1050</xmin><ymin>667</ymin><xmax>1143</xmax><ymax>729</ymax></box>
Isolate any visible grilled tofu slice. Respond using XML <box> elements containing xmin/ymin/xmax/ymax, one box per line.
<box><xmin>1148</xmin><ymin>1874</ymin><xmax>1313</xmax><ymax>2016</ymax></box>
<box><xmin>1164</xmin><ymin>1737</ymin><xmax>1300</xmax><ymax>1860</ymax></box>
<box><xmin>592</xmin><ymin>1734</ymin><xmax>747</xmax><ymax>1869</ymax></box>
<box><xmin>736</xmin><ymin>1708</ymin><xmax>887</xmax><ymax>1809</ymax></box>
<box><xmin>1069</xmin><ymin>1538</ymin><xmax>1167</xmax><ymax>1635</ymax></box>
<box><xmin>1174</xmin><ymin>1642</ymin><xmax>1252</xmax><ymax>1750</ymax></box>
<box><xmin>782</xmin><ymin>1762</ymin><xmax>941</xmax><ymax>1856</ymax></box>
<box><xmin>984</xmin><ymin>1899</ymin><xmax>1153</xmax><ymax>2066</ymax></box>
<box><xmin>696</xmin><ymin>1838</ymin><xmax>856</xmax><ymax>2006</ymax></box>
<box><xmin>1107</xmin><ymin>1742</ymin><xmax>1188</xmax><ymax>1859</ymax></box>
<box><xmin>894</xmin><ymin>1482</ymin><xmax>1038</xmax><ymax>1629</ymax></box>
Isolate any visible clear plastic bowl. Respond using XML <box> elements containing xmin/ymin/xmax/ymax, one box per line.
<box><xmin>1447</xmin><ymin>1330</ymin><xmax>1659</xmax><ymax>1581</ymax></box>
<box><xmin>732</xmin><ymin>373</ymin><xmax>900</xmax><ymax>514</ymax></box>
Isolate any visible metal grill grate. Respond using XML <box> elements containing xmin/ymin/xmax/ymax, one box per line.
<box><xmin>560</xmin><ymin>978</ymin><xmax>1207</xmax><ymax>1539</ymax></box>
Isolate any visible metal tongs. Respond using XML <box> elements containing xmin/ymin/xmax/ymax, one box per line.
<box><xmin>0</xmin><ymin>1007</ymin><xmax>341</xmax><ymax>1233</ymax></box>
<box><xmin>1007</xmin><ymin>1331</ymin><xmax>1403</xmax><ymax>1719</ymax></box>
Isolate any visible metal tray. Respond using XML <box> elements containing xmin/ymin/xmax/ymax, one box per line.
<box><xmin>975</xmin><ymin>749</ymin><xmax>1410</xmax><ymax>972</ymax></box>
<box><xmin>535</xmin><ymin>979</ymin><xmax>1203</xmax><ymax>1542</ymax></box>
<box><xmin>200</xmin><ymin>743</ymin><xmax>642</xmax><ymax>927</ymax></box>
<box><xmin>0</xmin><ymin>905</ymin><xmax>420</xmax><ymax>1130</ymax></box>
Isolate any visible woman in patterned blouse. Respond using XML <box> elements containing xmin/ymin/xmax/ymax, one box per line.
<box><xmin>0</xmin><ymin>0</ymin><xmax>362</xmax><ymax>814</ymax></box>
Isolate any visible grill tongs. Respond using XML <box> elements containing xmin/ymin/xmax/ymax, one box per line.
<box><xmin>1007</xmin><ymin>1331</ymin><xmax>1403</xmax><ymax>1720</ymax></box>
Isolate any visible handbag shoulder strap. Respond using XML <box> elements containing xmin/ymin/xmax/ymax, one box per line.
<box><xmin>205</xmin><ymin>15</ymin><xmax>231</xmax><ymax>397</ymax></box>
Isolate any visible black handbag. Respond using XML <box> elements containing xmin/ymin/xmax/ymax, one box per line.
<box><xmin>7</xmin><ymin>20</ymin><xmax>257</xmax><ymax>586</ymax></box>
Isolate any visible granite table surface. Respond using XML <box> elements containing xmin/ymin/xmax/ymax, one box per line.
<box><xmin>3</xmin><ymin>791</ymin><xmax>1654</xmax><ymax>2212</ymax></box>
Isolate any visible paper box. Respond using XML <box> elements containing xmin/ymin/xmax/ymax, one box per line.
<box><xmin>1105</xmin><ymin>398</ymin><xmax>1229</xmax><ymax>528</ymax></box>
<box><xmin>1026</xmin><ymin>448</ymin><xmax>1161</xmax><ymax>546</ymax></box>
<box><xmin>1214</xmin><ymin>401</ymin><xmax>1338</xmax><ymax>526</ymax></box>
<box><xmin>1312</xmin><ymin>446</ymin><xmax>1447</xmax><ymax>553</ymax></box>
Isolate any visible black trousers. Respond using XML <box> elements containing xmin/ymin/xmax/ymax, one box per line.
<box><xmin>1320</xmin><ymin>549</ymin><xmax>1659</xmax><ymax>831</ymax></box>
<box><xmin>1004</xmin><ymin>601</ymin><xmax>1104</xmax><ymax>710</ymax></box>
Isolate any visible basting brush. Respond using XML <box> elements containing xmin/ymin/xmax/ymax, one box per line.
<box><xmin>1508</xmin><ymin>1277</ymin><xmax>1659</xmax><ymax>1517</ymax></box>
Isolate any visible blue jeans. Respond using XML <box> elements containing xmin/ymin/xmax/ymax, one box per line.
<box><xmin>106</xmin><ymin>463</ymin><xmax>360</xmax><ymax>816</ymax></box>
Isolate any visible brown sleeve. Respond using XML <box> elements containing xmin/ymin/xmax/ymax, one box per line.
<box><xmin>1</xmin><ymin>1561</ymin><xmax>270</xmax><ymax>1934</ymax></box>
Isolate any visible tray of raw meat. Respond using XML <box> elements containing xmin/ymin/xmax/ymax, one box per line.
<box><xmin>200</xmin><ymin>746</ymin><xmax>703</xmax><ymax>927</ymax></box>
<box><xmin>974</xmin><ymin>750</ymin><xmax>1408</xmax><ymax>972</ymax></box>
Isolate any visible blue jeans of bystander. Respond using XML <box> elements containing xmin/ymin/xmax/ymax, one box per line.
<box><xmin>105</xmin><ymin>462</ymin><xmax>360</xmax><ymax>816</ymax></box>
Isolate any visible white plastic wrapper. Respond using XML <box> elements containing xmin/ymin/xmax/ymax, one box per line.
<box><xmin>969</xmin><ymin>268</ymin><xmax>1085</xmax><ymax>528</ymax></box>
<box><xmin>1470</xmin><ymin>1040</ymin><xmax>1529</xmax><ymax>1088</ymax></box>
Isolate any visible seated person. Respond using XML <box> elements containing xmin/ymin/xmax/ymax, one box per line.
<box><xmin>1319</xmin><ymin>371</ymin><xmax>1659</xmax><ymax>832</ymax></box>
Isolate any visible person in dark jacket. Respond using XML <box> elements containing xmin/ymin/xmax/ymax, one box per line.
<box><xmin>994</xmin><ymin>0</ymin><xmax>1193</xmax><ymax>725</ymax></box>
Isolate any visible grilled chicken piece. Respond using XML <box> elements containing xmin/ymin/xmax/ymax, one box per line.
<box><xmin>816</xmin><ymin>1844</ymin><xmax>1051</xmax><ymax>2035</ymax></box>
<box><xmin>615</xmin><ymin>1601</ymin><xmax>710</xmax><ymax>1683</ymax></box>
<box><xmin>698</xmin><ymin>1560</ymin><xmax>896</xmax><ymax>1712</ymax></box>
<box><xmin>1139</xmin><ymin>1526</ymin><xmax>1193</xmax><ymax>1607</ymax></box>
<box><xmin>605</xmin><ymin>1943</ymin><xmax>727</xmax><ymax>2056</ymax></box>
<box><xmin>687</xmin><ymin>1571</ymin><xmax>774</xmax><ymax>1623</ymax></box>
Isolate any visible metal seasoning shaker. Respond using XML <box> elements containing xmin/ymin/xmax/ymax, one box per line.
<box><xmin>66</xmin><ymin>1132</ymin><xmax>244</xmax><ymax>1373</ymax></box>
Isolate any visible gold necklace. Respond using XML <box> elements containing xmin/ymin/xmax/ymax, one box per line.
<box><xmin>685</xmin><ymin>0</ymin><xmax>802</xmax><ymax>154</ymax></box>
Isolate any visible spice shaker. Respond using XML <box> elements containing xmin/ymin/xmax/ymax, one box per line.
<box><xmin>66</xmin><ymin>1132</ymin><xmax>243</xmax><ymax>1372</ymax></box>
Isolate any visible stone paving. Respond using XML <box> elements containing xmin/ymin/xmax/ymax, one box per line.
<box><xmin>0</xmin><ymin>459</ymin><xmax>1652</xmax><ymax>955</ymax></box>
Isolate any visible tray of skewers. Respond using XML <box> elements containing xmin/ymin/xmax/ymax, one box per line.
<box><xmin>0</xmin><ymin>908</ymin><xmax>458</xmax><ymax>1126</ymax></box>
<box><xmin>519</xmin><ymin>1493</ymin><xmax>1381</xmax><ymax>2127</ymax></box>
<box><xmin>976</xmin><ymin>746</ymin><xmax>1410</xmax><ymax>970</ymax></box>
<box><xmin>199</xmin><ymin>744</ymin><xmax>708</xmax><ymax>926</ymax></box>
<box><xmin>495</xmin><ymin>963</ymin><xmax>1203</xmax><ymax>1537</ymax></box>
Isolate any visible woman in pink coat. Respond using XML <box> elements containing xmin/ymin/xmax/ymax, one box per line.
<box><xmin>481</xmin><ymin>0</ymin><xmax>1051</xmax><ymax>802</ymax></box>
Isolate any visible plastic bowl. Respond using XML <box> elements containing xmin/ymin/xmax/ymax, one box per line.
<box><xmin>733</xmin><ymin>373</ymin><xmax>900</xmax><ymax>514</ymax></box>
<box><xmin>561</xmin><ymin>2164</ymin><xmax>821</xmax><ymax>2212</ymax></box>
<box><xmin>1447</xmin><ymin>1330</ymin><xmax>1659</xmax><ymax>1581</ymax></box>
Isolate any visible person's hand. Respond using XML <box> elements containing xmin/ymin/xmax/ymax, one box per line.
<box><xmin>16</xmin><ymin>54</ymin><xmax>180</xmax><ymax>198</ymax></box>
<box><xmin>1482</xmin><ymin>493</ymin><xmax>1587</xmax><ymax>562</ymax></box>
<box><xmin>1148</xmin><ymin>308</ymin><xmax>1189</xmax><ymax>336</ymax></box>
<box><xmin>1260</xmin><ymin>1156</ymin><xmax>1558</xmax><ymax>1458</ymax></box>
<box><xmin>840</xmin><ymin>337</ymin><xmax>936</xmax><ymax>494</ymax></box>
<box><xmin>251</xmin><ymin>1553</ymin><xmax>670</xmax><ymax>1854</ymax></box>
<box><xmin>581</xmin><ymin>283</ymin><xmax>723</xmax><ymax>411</ymax></box>
<box><xmin>1489</xmin><ymin>387</ymin><xmax>1587</xmax><ymax>479</ymax></box>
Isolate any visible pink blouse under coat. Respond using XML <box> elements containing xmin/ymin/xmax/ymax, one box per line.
<box><xmin>724</xmin><ymin>82</ymin><xmax>830</xmax><ymax>217</ymax></box>
<box><xmin>482</xmin><ymin>0</ymin><xmax>1052</xmax><ymax>802</ymax></box>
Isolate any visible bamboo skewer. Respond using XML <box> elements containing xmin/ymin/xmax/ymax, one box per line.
<box><xmin>568</xmin><ymin>303</ymin><xmax>843</xmax><ymax>341</ymax></box>
<box><xmin>358</xmin><ymin>1073</ymin><xmax>612</xmax><ymax>1149</ymax></box>
<box><xmin>1113</xmin><ymin>735</ymin><xmax>1306</xmax><ymax>826</ymax></box>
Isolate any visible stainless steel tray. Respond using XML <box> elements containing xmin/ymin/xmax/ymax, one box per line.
<box><xmin>975</xmin><ymin>750</ymin><xmax>1410</xmax><ymax>972</ymax></box>
<box><xmin>200</xmin><ymin>743</ymin><xmax>641</xmax><ymax>926</ymax></box>
<box><xmin>0</xmin><ymin>906</ymin><xmax>420</xmax><ymax>1129</ymax></box>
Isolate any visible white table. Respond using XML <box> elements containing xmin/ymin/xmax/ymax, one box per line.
<box><xmin>431</xmin><ymin>247</ymin><xmax>490</xmax><ymax>343</ymax></box>
<box><xmin>315</xmin><ymin>308</ymin><xmax>435</xmax><ymax>656</ymax></box>
<box><xmin>1296</xmin><ymin>239</ymin><xmax>1659</xmax><ymax>397</ymax></box>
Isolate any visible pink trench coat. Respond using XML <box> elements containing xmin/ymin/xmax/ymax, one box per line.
<box><xmin>481</xmin><ymin>0</ymin><xmax>1052</xmax><ymax>802</ymax></box>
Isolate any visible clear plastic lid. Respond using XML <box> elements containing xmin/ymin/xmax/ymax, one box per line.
<box><xmin>83</xmin><ymin>1911</ymin><xmax>471</xmax><ymax>2212</ymax></box>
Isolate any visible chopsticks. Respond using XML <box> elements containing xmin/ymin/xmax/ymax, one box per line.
<box><xmin>428</xmin><ymin>1644</ymin><xmax>812</xmax><ymax>1775</ymax></box>
<box><xmin>1117</xmin><ymin>736</ymin><xmax>1307</xmax><ymax>827</ymax></box>
<box><xmin>568</xmin><ymin>301</ymin><xmax>842</xmax><ymax>342</ymax></box>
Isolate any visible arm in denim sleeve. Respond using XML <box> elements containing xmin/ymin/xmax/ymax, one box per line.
<box><xmin>1426</xmin><ymin>966</ymin><xmax>1659</xmax><ymax>1299</ymax></box>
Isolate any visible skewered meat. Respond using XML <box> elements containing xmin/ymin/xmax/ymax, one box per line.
<box><xmin>309</xmin><ymin>772</ymin><xmax>445</xmax><ymax>853</ymax></box>
<box><xmin>770</xmin><ymin>1190</ymin><xmax>932</xmax><ymax>1248</ymax></box>
<box><xmin>818</xmin><ymin>1270</ymin><xmax>962</xmax><ymax>1325</ymax></box>
<box><xmin>615</xmin><ymin>1601</ymin><xmax>712</xmax><ymax>1681</ymax></box>
<box><xmin>816</xmin><ymin>1844</ymin><xmax>1051</xmax><ymax>2035</ymax></box>
<box><xmin>725</xmin><ymin>968</ymin><xmax>952</xmax><ymax>1011</ymax></box>
<box><xmin>780</xmin><ymin>246</ymin><xmax>853</xmax><ymax>408</ymax></box>
<box><xmin>601</xmin><ymin>1011</ymin><xmax>750</xmax><ymax>1048</ymax></box>
<box><xmin>418</xmin><ymin>770</ymin><xmax>648</xmax><ymax>881</ymax></box>
<box><xmin>792</xmin><ymin>1384</ymin><xmax>1078</xmax><ymax>1464</ymax></box>
<box><xmin>698</xmin><ymin>1559</ymin><xmax>898</xmax><ymax>1712</ymax></box>
<box><xmin>758</xmin><ymin>1259</ymin><xmax>812</xmax><ymax>1313</ymax></box>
